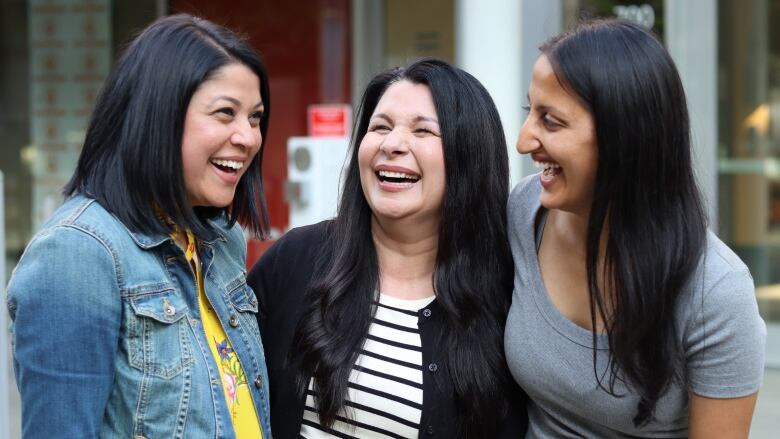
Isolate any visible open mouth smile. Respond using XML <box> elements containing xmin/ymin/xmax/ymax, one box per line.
<box><xmin>210</xmin><ymin>159</ymin><xmax>244</xmax><ymax>174</ymax></box>
<box><xmin>376</xmin><ymin>169</ymin><xmax>421</xmax><ymax>184</ymax></box>
<box><xmin>533</xmin><ymin>160</ymin><xmax>563</xmax><ymax>183</ymax></box>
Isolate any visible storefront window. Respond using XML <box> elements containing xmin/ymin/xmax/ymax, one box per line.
<box><xmin>0</xmin><ymin>0</ymin><xmax>158</xmax><ymax>278</ymax></box>
<box><xmin>718</xmin><ymin>0</ymin><xmax>780</xmax><ymax>322</ymax></box>
<box><xmin>562</xmin><ymin>0</ymin><xmax>663</xmax><ymax>36</ymax></box>
<box><xmin>384</xmin><ymin>0</ymin><xmax>454</xmax><ymax>68</ymax></box>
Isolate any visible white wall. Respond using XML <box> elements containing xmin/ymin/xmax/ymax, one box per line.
<box><xmin>665</xmin><ymin>0</ymin><xmax>719</xmax><ymax>228</ymax></box>
<box><xmin>455</xmin><ymin>0</ymin><xmax>562</xmax><ymax>186</ymax></box>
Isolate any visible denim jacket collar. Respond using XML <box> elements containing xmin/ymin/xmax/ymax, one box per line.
<box><xmin>120</xmin><ymin>216</ymin><xmax>229</xmax><ymax>250</ymax></box>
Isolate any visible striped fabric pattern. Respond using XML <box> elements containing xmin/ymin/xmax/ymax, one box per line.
<box><xmin>300</xmin><ymin>294</ymin><xmax>435</xmax><ymax>439</ymax></box>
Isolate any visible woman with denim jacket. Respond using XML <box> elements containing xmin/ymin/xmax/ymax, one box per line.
<box><xmin>6</xmin><ymin>15</ymin><xmax>273</xmax><ymax>438</ymax></box>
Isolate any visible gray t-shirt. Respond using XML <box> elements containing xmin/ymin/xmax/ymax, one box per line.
<box><xmin>505</xmin><ymin>175</ymin><xmax>767</xmax><ymax>438</ymax></box>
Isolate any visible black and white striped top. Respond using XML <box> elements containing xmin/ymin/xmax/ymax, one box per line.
<box><xmin>300</xmin><ymin>293</ymin><xmax>435</xmax><ymax>439</ymax></box>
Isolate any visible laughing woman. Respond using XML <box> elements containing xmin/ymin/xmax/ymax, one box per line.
<box><xmin>7</xmin><ymin>15</ymin><xmax>273</xmax><ymax>438</ymax></box>
<box><xmin>248</xmin><ymin>59</ymin><xmax>526</xmax><ymax>438</ymax></box>
<box><xmin>506</xmin><ymin>19</ymin><xmax>766</xmax><ymax>438</ymax></box>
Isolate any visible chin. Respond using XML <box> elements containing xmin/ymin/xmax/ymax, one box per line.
<box><xmin>197</xmin><ymin>194</ymin><xmax>235</xmax><ymax>209</ymax></box>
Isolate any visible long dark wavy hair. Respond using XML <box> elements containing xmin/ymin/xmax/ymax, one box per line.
<box><xmin>541</xmin><ymin>19</ymin><xmax>707</xmax><ymax>425</ymax></box>
<box><xmin>290</xmin><ymin>59</ymin><xmax>514</xmax><ymax>437</ymax></box>
<box><xmin>64</xmin><ymin>14</ymin><xmax>272</xmax><ymax>239</ymax></box>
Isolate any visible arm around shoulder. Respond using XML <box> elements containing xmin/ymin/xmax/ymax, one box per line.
<box><xmin>6</xmin><ymin>226</ymin><xmax>122</xmax><ymax>437</ymax></box>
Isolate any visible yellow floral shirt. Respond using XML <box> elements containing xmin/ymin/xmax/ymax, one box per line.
<box><xmin>180</xmin><ymin>229</ymin><xmax>262</xmax><ymax>438</ymax></box>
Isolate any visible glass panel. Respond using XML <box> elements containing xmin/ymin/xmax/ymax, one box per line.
<box><xmin>1</xmin><ymin>0</ymin><xmax>32</xmax><ymax>281</ymax></box>
<box><xmin>1</xmin><ymin>0</ymin><xmax>158</xmax><ymax>279</ymax></box>
<box><xmin>562</xmin><ymin>0</ymin><xmax>664</xmax><ymax>37</ymax></box>
<box><xmin>718</xmin><ymin>0</ymin><xmax>780</xmax><ymax>322</ymax></box>
<box><xmin>383</xmin><ymin>0</ymin><xmax>454</xmax><ymax>68</ymax></box>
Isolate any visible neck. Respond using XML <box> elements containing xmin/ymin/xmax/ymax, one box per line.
<box><xmin>547</xmin><ymin>206</ymin><xmax>613</xmax><ymax>324</ymax></box>
<box><xmin>546</xmin><ymin>207</ymin><xmax>610</xmax><ymax>277</ymax></box>
<box><xmin>547</xmin><ymin>208</ymin><xmax>590</xmax><ymax>256</ymax></box>
<box><xmin>371</xmin><ymin>215</ymin><xmax>439</xmax><ymax>300</ymax></box>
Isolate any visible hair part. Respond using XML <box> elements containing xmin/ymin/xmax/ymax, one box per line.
<box><xmin>291</xmin><ymin>58</ymin><xmax>515</xmax><ymax>437</ymax></box>
<box><xmin>541</xmin><ymin>19</ymin><xmax>707</xmax><ymax>426</ymax></box>
<box><xmin>64</xmin><ymin>14</ymin><xmax>271</xmax><ymax>239</ymax></box>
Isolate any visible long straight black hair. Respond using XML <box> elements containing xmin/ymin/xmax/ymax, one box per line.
<box><xmin>291</xmin><ymin>59</ymin><xmax>514</xmax><ymax>437</ymax></box>
<box><xmin>64</xmin><ymin>14</ymin><xmax>272</xmax><ymax>239</ymax></box>
<box><xmin>541</xmin><ymin>19</ymin><xmax>707</xmax><ymax>425</ymax></box>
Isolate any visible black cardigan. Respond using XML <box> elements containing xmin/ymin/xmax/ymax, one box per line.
<box><xmin>247</xmin><ymin>221</ymin><xmax>527</xmax><ymax>438</ymax></box>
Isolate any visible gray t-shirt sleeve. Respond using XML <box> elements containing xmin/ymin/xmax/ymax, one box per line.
<box><xmin>684</xmin><ymin>264</ymin><xmax>766</xmax><ymax>398</ymax></box>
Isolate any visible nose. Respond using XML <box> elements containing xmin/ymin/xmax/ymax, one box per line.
<box><xmin>231</xmin><ymin>119</ymin><xmax>261</xmax><ymax>151</ymax></box>
<box><xmin>516</xmin><ymin>114</ymin><xmax>540</xmax><ymax>155</ymax></box>
<box><xmin>379</xmin><ymin>127</ymin><xmax>411</xmax><ymax>156</ymax></box>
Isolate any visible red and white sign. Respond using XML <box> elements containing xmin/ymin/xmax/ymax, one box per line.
<box><xmin>307</xmin><ymin>104</ymin><xmax>352</xmax><ymax>137</ymax></box>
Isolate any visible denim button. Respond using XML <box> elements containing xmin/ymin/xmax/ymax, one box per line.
<box><xmin>163</xmin><ymin>298</ymin><xmax>175</xmax><ymax>317</ymax></box>
<box><xmin>422</xmin><ymin>308</ymin><xmax>432</xmax><ymax>318</ymax></box>
<box><xmin>428</xmin><ymin>363</ymin><xmax>438</xmax><ymax>372</ymax></box>
<box><xmin>426</xmin><ymin>424</ymin><xmax>434</xmax><ymax>435</ymax></box>
<box><xmin>254</xmin><ymin>376</ymin><xmax>262</xmax><ymax>388</ymax></box>
<box><xmin>229</xmin><ymin>314</ymin><xmax>239</xmax><ymax>327</ymax></box>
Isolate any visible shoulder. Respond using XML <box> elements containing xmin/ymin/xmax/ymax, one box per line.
<box><xmin>508</xmin><ymin>174</ymin><xmax>542</xmax><ymax>226</ymax></box>
<box><xmin>217</xmin><ymin>217</ymin><xmax>248</xmax><ymax>260</ymax></box>
<box><xmin>702</xmin><ymin>231</ymin><xmax>750</xmax><ymax>279</ymax></box>
<box><xmin>281</xmin><ymin>221</ymin><xmax>330</xmax><ymax>246</ymax></box>
<box><xmin>27</xmin><ymin>194</ymin><xmax>128</xmax><ymax>257</ymax></box>
<box><xmin>695</xmin><ymin>231</ymin><xmax>755</xmax><ymax>302</ymax></box>
<box><xmin>679</xmin><ymin>231</ymin><xmax>766</xmax><ymax>397</ymax></box>
<box><xmin>507</xmin><ymin>174</ymin><xmax>542</xmax><ymax>244</ymax></box>
<box><xmin>9</xmin><ymin>196</ymin><xmax>123</xmax><ymax>302</ymax></box>
<box><xmin>248</xmin><ymin>220</ymin><xmax>331</xmax><ymax>285</ymax></box>
<box><xmin>509</xmin><ymin>174</ymin><xmax>542</xmax><ymax>209</ymax></box>
<box><xmin>267</xmin><ymin>221</ymin><xmax>331</xmax><ymax>261</ymax></box>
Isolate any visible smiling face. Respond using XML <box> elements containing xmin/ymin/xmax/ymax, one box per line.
<box><xmin>181</xmin><ymin>63</ymin><xmax>264</xmax><ymax>208</ymax></box>
<box><xmin>358</xmin><ymin>80</ymin><xmax>446</xmax><ymax>225</ymax></box>
<box><xmin>517</xmin><ymin>55</ymin><xmax>598</xmax><ymax>217</ymax></box>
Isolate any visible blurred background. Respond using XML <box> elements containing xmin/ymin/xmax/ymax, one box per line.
<box><xmin>1</xmin><ymin>0</ymin><xmax>778</xmax><ymax>437</ymax></box>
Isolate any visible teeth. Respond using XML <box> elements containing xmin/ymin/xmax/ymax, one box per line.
<box><xmin>533</xmin><ymin>160</ymin><xmax>561</xmax><ymax>170</ymax></box>
<box><xmin>378</xmin><ymin>170</ymin><xmax>420</xmax><ymax>181</ymax></box>
<box><xmin>211</xmin><ymin>159</ymin><xmax>243</xmax><ymax>170</ymax></box>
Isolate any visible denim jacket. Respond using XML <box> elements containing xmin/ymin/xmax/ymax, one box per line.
<box><xmin>6</xmin><ymin>194</ymin><xmax>272</xmax><ymax>438</ymax></box>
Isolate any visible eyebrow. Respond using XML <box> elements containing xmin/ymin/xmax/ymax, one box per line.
<box><xmin>210</xmin><ymin>96</ymin><xmax>264</xmax><ymax>110</ymax></box>
<box><xmin>371</xmin><ymin>112</ymin><xmax>439</xmax><ymax>124</ymax></box>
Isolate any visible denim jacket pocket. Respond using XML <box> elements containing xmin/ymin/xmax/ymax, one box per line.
<box><xmin>227</xmin><ymin>276</ymin><xmax>259</xmax><ymax>314</ymax></box>
<box><xmin>127</xmin><ymin>287</ymin><xmax>194</xmax><ymax>379</ymax></box>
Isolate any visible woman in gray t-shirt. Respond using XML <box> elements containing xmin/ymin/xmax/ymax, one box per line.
<box><xmin>506</xmin><ymin>19</ymin><xmax>766</xmax><ymax>438</ymax></box>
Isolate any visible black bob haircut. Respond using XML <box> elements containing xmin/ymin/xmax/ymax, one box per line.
<box><xmin>541</xmin><ymin>19</ymin><xmax>707</xmax><ymax>426</ymax></box>
<box><xmin>64</xmin><ymin>14</ymin><xmax>271</xmax><ymax>239</ymax></box>
<box><xmin>292</xmin><ymin>58</ymin><xmax>516</xmax><ymax>437</ymax></box>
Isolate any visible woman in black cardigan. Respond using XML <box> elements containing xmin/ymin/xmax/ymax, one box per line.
<box><xmin>248</xmin><ymin>59</ymin><xmax>526</xmax><ymax>438</ymax></box>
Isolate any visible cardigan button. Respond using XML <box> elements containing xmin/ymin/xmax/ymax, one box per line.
<box><xmin>425</xmin><ymin>424</ymin><xmax>435</xmax><ymax>435</ymax></box>
<box><xmin>229</xmin><ymin>314</ymin><xmax>240</xmax><ymax>327</ymax></box>
<box><xmin>254</xmin><ymin>375</ymin><xmax>263</xmax><ymax>388</ymax></box>
<box><xmin>428</xmin><ymin>363</ymin><xmax>438</xmax><ymax>373</ymax></box>
<box><xmin>422</xmin><ymin>308</ymin><xmax>432</xmax><ymax>318</ymax></box>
